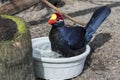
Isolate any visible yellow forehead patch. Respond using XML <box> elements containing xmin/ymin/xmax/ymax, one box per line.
<box><xmin>50</xmin><ymin>14</ymin><xmax>57</xmax><ymax>20</ymax></box>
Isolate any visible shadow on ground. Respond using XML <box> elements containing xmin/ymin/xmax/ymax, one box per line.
<box><xmin>84</xmin><ymin>33</ymin><xmax>112</xmax><ymax>70</ymax></box>
<box><xmin>68</xmin><ymin>1</ymin><xmax>120</xmax><ymax>17</ymax></box>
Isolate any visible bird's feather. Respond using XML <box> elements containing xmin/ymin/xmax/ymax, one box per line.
<box><xmin>85</xmin><ymin>6</ymin><xmax>111</xmax><ymax>43</ymax></box>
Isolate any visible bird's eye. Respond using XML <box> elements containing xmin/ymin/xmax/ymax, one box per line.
<box><xmin>57</xmin><ymin>19</ymin><xmax>59</xmax><ymax>21</ymax></box>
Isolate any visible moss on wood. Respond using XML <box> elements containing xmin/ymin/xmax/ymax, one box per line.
<box><xmin>0</xmin><ymin>15</ymin><xmax>35</xmax><ymax>80</ymax></box>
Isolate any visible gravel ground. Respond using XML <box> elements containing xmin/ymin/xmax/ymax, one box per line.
<box><xmin>16</xmin><ymin>0</ymin><xmax>120</xmax><ymax>80</ymax></box>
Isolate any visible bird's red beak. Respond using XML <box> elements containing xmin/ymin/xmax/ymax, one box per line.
<box><xmin>48</xmin><ymin>14</ymin><xmax>57</xmax><ymax>25</ymax></box>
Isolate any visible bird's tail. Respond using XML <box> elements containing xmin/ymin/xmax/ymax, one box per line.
<box><xmin>85</xmin><ymin>6</ymin><xmax>111</xmax><ymax>43</ymax></box>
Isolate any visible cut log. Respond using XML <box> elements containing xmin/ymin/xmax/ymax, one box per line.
<box><xmin>0</xmin><ymin>0</ymin><xmax>40</xmax><ymax>15</ymax></box>
<box><xmin>0</xmin><ymin>15</ymin><xmax>35</xmax><ymax>80</ymax></box>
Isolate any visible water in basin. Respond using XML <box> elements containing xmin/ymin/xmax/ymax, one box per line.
<box><xmin>33</xmin><ymin>42</ymin><xmax>62</xmax><ymax>58</ymax></box>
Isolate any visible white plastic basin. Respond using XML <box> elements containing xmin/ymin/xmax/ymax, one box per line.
<box><xmin>32</xmin><ymin>37</ymin><xmax>90</xmax><ymax>80</ymax></box>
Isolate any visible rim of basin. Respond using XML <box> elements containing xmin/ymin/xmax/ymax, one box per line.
<box><xmin>32</xmin><ymin>37</ymin><xmax>91</xmax><ymax>63</ymax></box>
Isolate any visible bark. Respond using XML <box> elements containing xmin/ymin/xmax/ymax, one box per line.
<box><xmin>0</xmin><ymin>15</ymin><xmax>35</xmax><ymax>80</ymax></box>
<box><xmin>0</xmin><ymin>0</ymin><xmax>40</xmax><ymax>15</ymax></box>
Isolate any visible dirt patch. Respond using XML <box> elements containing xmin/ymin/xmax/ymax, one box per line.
<box><xmin>8</xmin><ymin>0</ymin><xmax>120</xmax><ymax>80</ymax></box>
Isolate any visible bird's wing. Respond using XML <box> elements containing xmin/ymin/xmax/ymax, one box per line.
<box><xmin>65</xmin><ymin>27</ymin><xmax>86</xmax><ymax>50</ymax></box>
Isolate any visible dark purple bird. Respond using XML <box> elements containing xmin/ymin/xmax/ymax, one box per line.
<box><xmin>48</xmin><ymin>6</ymin><xmax>111</xmax><ymax>57</ymax></box>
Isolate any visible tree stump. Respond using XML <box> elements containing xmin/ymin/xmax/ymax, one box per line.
<box><xmin>0</xmin><ymin>15</ymin><xmax>35</xmax><ymax>80</ymax></box>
